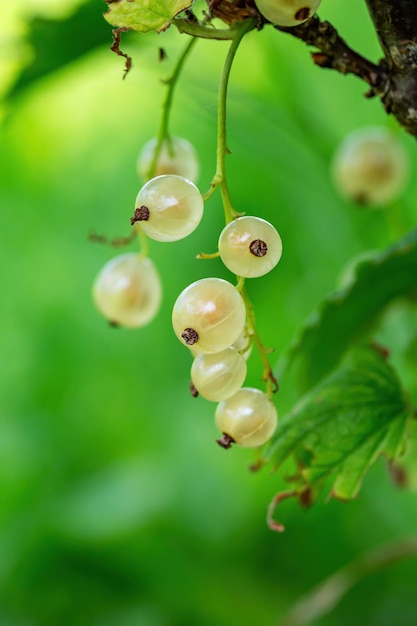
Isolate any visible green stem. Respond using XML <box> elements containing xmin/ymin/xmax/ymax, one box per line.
<box><xmin>279</xmin><ymin>534</ymin><xmax>417</xmax><ymax>626</ymax></box>
<box><xmin>146</xmin><ymin>37</ymin><xmax>197</xmax><ymax>179</ymax></box>
<box><xmin>173</xmin><ymin>17</ymin><xmax>255</xmax><ymax>40</ymax></box>
<box><xmin>135</xmin><ymin>226</ymin><xmax>150</xmax><ymax>259</ymax></box>
<box><xmin>214</xmin><ymin>19</ymin><xmax>256</xmax><ymax>223</ymax></box>
<box><xmin>240</xmin><ymin>284</ymin><xmax>278</xmax><ymax>397</ymax></box>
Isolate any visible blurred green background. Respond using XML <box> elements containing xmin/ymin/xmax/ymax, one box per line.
<box><xmin>1</xmin><ymin>1</ymin><xmax>417</xmax><ymax>624</ymax></box>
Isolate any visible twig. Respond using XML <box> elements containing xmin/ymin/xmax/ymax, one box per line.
<box><xmin>276</xmin><ymin>16</ymin><xmax>389</xmax><ymax>96</ymax></box>
<box><xmin>278</xmin><ymin>534</ymin><xmax>417</xmax><ymax>626</ymax></box>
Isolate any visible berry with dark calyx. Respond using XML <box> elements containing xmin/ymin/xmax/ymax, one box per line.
<box><xmin>172</xmin><ymin>278</ymin><xmax>246</xmax><ymax>354</ymax></box>
<box><xmin>218</xmin><ymin>216</ymin><xmax>282</xmax><ymax>278</ymax></box>
<box><xmin>133</xmin><ymin>174</ymin><xmax>204</xmax><ymax>242</ymax></box>
<box><xmin>215</xmin><ymin>387</ymin><xmax>278</xmax><ymax>448</ymax></box>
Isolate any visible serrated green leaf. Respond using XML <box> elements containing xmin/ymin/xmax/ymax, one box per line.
<box><xmin>282</xmin><ymin>229</ymin><xmax>417</xmax><ymax>395</ymax></box>
<box><xmin>265</xmin><ymin>345</ymin><xmax>411</xmax><ymax>502</ymax></box>
<box><xmin>104</xmin><ymin>0</ymin><xmax>192</xmax><ymax>33</ymax></box>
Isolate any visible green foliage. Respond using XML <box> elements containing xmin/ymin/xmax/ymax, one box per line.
<box><xmin>282</xmin><ymin>228</ymin><xmax>417</xmax><ymax>394</ymax></box>
<box><xmin>1</xmin><ymin>1</ymin><xmax>417</xmax><ymax>625</ymax></box>
<box><xmin>265</xmin><ymin>344</ymin><xmax>411</xmax><ymax>508</ymax></box>
<box><xmin>104</xmin><ymin>0</ymin><xmax>193</xmax><ymax>33</ymax></box>
<box><xmin>9</xmin><ymin>2</ymin><xmax>111</xmax><ymax>97</ymax></box>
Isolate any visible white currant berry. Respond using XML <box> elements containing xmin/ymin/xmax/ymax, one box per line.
<box><xmin>215</xmin><ymin>388</ymin><xmax>278</xmax><ymax>448</ymax></box>
<box><xmin>218</xmin><ymin>216</ymin><xmax>282</xmax><ymax>278</ymax></box>
<box><xmin>172</xmin><ymin>278</ymin><xmax>246</xmax><ymax>354</ymax></box>
<box><xmin>332</xmin><ymin>127</ymin><xmax>409</xmax><ymax>207</ymax></box>
<box><xmin>93</xmin><ymin>253</ymin><xmax>162</xmax><ymax>328</ymax></box>
<box><xmin>191</xmin><ymin>347</ymin><xmax>247</xmax><ymax>402</ymax></box>
<box><xmin>138</xmin><ymin>136</ymin><xmax>199</xmax><ymax>183</ymax></box>
<box><xmin>254</xmin><ymin>0</ymin><xmax>321</xmax><ymax>27</ymax></box>
<box><xmin>132</xmin><ymin>174</ymin><xmax>204</xmax><ymax>242</ymax></box>
<box><xmin>232</xmin><ymin>329</ymin><xmax>253</xmax><ymax>360</ymax></box>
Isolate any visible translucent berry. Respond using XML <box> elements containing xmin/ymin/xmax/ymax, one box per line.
<box><xmin>254</xmin><ymin>0</ymin><xmax>321</xmax><ymax>27</ymax></box>
<box><xmin>332</xmin><ymin>127</ymin><xmax>409</xmax><ymax>207</ymax></box>
<box><xmin>138</xmin><ymin>136</ymin><xmax>199</xmax><ymax>183</ymax></box>
<box><xmin>218</xmin><ymin>216</ymin><xmax>282</xmax><ymax>278</ymax></box>
<box><xmin>172</xmin><ymin>278</ymin><xmax>246</xmax><ymax>354</ymax></box>
<box><xmin>93</xmin><ymin>253</ymin><xmax>162</xmax><ymax>328</ymax></box>
<box><xmin>215</xmin><ymin>388</ymin><xmax>278</xmax><ymax>448</ymax></box>
<box><xmin>132</xmin><ymin>174</ymin><xmax>204</xmax><ymax>242</ymax></box>
<box><xmin>232</xmin><ymin>329</ymin><xmax>253</xmax><ymax>360</ymax></box>
<box><xmin>191</xmin><ymin>347</ymin><xmax>247</xmax><ymax>402</ymax></box>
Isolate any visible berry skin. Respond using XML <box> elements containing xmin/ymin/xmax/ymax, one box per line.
<box><xmin>254</xmin><ymin>0</ymin><xmax>321</xmax><ymax>27</ymax></box>
<box><xmin>332</xmin><ymin>127</ymin><xmax>409</xmax><ymax>207</ymax></box>
<box><xmin>172</xmin><ymin>278</ymin><xmax>246</xmax><ymax>354</ymax></box>
<box><xmin>215</xmin><ymin>388</ymin><xmax>278</xmax><ymax>448</ymax></box>
<box><xmin>93</xmin><ymin>253</ymin><xmax>162</xmax><ymax>328</ymax></box>
<box><xmin>138</xmin><ymin>136</ymin><xmax>199</xmax><ymax>183</ymax></box>
<box><xmin>218</xmin><ymin>216</ymin><xmax>282</xmax><ymax>278</ymax></box>
<box><xmin>133</xmin><ymin>174</ymin><xmax>204</xmax><ymax>242</ymax></box>
<box><xmin>232</xmin><ymin>329</ymin><xmax>253</xmax><ymax>360</ymax></box>
<box><xmin>191</xmin><ymin>347</ymin><xmax>247</xmax><ymax>402</ymax></box>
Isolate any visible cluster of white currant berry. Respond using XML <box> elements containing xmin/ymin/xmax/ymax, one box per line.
<box><xmin>93</xmin><ymin>135</ymin><xmax>282</xmax><ymax>449</ymax></box>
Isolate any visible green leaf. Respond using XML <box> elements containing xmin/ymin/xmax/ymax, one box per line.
<box><xmin>265</xmin><ymin>345</ymin><xmax>411</xmax><ymax>505</ymax></box>
<box><xmin>282</xmin><ymin>229</ymin><xmax>417</xmax><ymax>395</ymax></box>
<box><xmin>104</xmin><ymin>0</ymin><xmax>193</xmax><ymax>33</ymax></box>
<box><xmin>8</xmin><ymin>2</ymin><xmax>111</xmax><ymax>99</ymax></box>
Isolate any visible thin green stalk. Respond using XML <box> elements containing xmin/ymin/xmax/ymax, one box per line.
<box><xmin>240</xmin><ymin>284</ymin><xmax>278</xmax><ymax>397</ymax></box>
<box><xmin>135</xmin><ymin>226</ymin><xmax>149</xmax><ymax>259</ymax></box>
<box><xmin>146</xmin><ymin>37</ymin><xmax>197</xmax><ymax>179</ymax></box>
<box><xmin>211</xmin><ymin>18</ymin><xmax>256</xmax><ymax>222</ymax></box>
<box><xmin>173</xmin><ymin>17</ymin><xmax>255</xmax><ymax>40</ymax></box>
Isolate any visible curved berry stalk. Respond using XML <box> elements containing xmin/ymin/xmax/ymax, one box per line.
<box><xmin>143</xmin><ymin>37</ymin><xmax>197</xmax><ymax>181</ymax></box>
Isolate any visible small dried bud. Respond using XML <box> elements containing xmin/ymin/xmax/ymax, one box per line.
<box><xmin>190</xmin><ymin>381</ymin><xmax>199</xmax><ymax>398</ymax></box>
<box><xmin>130</xmin><ymin>205</ymin><xmax>150</xmax><ymax>225</ymax></box>
<box><xmin>216</xmin><ymin>434</ymin><xmax>235</xmax><ymax>449</ymax></box>
<box><xmin>181</xmin><ymin>328</ymin><xmax>199</xmax><ymax>346</ymax></box>
<box><xmin>249</xmin><ymin>239</ymin><xmax>268</xmax><ymax>257</ymax></box>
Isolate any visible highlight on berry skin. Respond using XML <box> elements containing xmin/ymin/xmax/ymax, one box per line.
<box><xmin>215</xmin><ymin>387</ymin><xmax>278</xmax><ymax>448</ymax></box>
<box><xmin>191</xmin><ymin>347</ymin><xmax>247</xmax><ymax>402</ymax></box>
<box><xmin>254</xmin><ymin>0</ymin><xmax>321</xmax><ymax>27</ymax></box>
<box><xmin>218</xmin><ymin>216</ymin><xmax>283</xmax><ymax>278</ymax></box>
<box><xmin>92</xmin><ymin>252</ymin><xmax>162</xmax><ymax>328</ymax></box>
<box><xmin>172</xmin><ymin>277</ymin><xmax>247</xmax><ymax>354</ymax></box>
<box><xmin>138</xmin><ymin>136</ymin><xmax>200</xmax><ymax>183</ymax></box>
<box><xmin>331</xmin><ymin>126</ymin><xmax>409</xmax><ymax>207</ymax></box>
<box><xmin>133</xmin><ymin>174</ymin><xmax>204</xmax><ymax>242</ymax></box>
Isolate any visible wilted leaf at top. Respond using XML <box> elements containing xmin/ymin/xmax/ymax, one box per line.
<box><xmin>264</xmin><ymin>344</ymin><xmax>411</xmax><ymax>504</ymax></box>
<box><xmin>104</xmin><ymin>0</ymin><xmax>193</xmax><ymax>33</ymax></box>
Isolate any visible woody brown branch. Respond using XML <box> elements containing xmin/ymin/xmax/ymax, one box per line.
<box><xmin>276</xmin><ymin>12</ymin><xmax>417</xmax><ymax>139</ymax></box>
<box><xmin>276</xmin><ymin>16</ymin><xmax>388</xmax><ymax>94</ymax></box>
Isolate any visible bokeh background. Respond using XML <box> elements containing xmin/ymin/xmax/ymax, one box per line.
<box><xmin>1</xmin><ymin>0</ymin><xmax>417</xmax><ymax>624</ymax></box>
